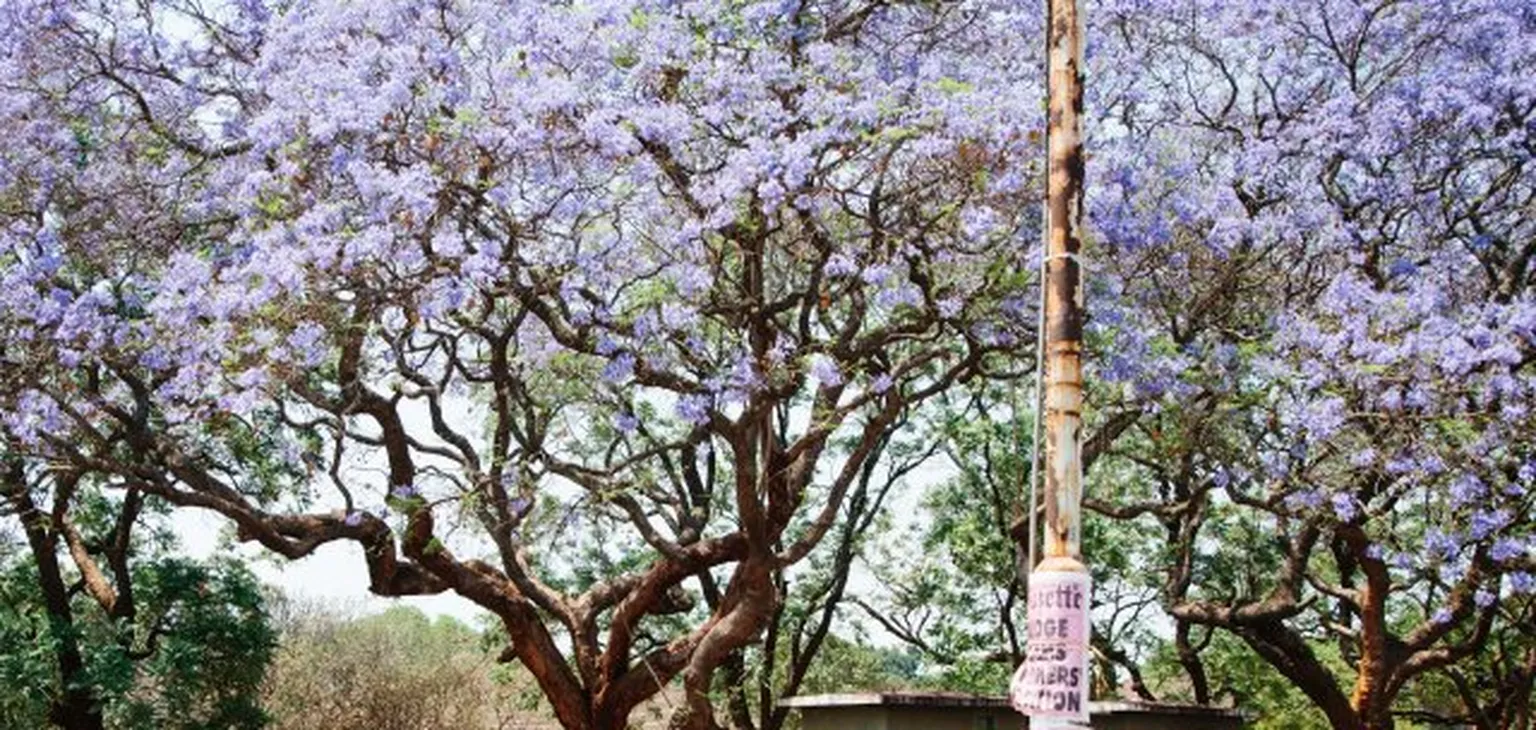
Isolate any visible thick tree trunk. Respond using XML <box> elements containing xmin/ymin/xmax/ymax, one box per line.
<box><xmin>49</xmin><ymin>696</ymin><xmax>106</xmax><ymax>730</ymax></box>
<box><xmin>1175</xmin><ymin>622</ymin><xmax>1211</xmax><ymax>705</ymax></box>
<box><xmin>1235</xmin><ymin>621</ymin><xmax>1364</xmax><ymax>730</ymax></box>
<box><xmin>669</xmin><ymin>559</ymin><xmax>778</xmax><ymax>730</ymax></box>
<box><xmin>1345</xmin><ymin>529</ymin><xmax>1395</xmax><ymax>730</ymax></box>
<box><xmin>1352</xmin><ymin>602</ymin><xmax>1394</xmax><ymax>729</ymax></box>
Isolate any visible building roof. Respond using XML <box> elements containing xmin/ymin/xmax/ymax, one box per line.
<box><xmin>779</xmin><ymin>693</ymin><xmax>1012</xmax><ymax>709</ymax></box>
<box><xmin>779</xmin><ymin>693</ymin><xmax>1241</xmax><ymax>718</ymax></box>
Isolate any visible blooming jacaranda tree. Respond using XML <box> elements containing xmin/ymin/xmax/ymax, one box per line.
<box><xmin>1072</xmin><ymin>1</ymin><xmax>1536</xmax><ymax>728</ymax></box>
<box><xmin>0</xmin><ymin>1</ymin><xmax>1039</xmax><ymax>728</ymax></box>
<box><xmin>841</xmin><ymin>2</ymin><xmax>1534</xmax><ymax>728</ymax></box>
<box><xmin>4</xmin><ymin>0</ymin><xmax>1534</xmax><ymax>728</ymax></box>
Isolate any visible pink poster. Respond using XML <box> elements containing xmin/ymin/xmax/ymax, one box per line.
<box><xmin>1010</xmin><ymin>570</ymin><xmax>1092</xmax><ymax>721</ymax></box>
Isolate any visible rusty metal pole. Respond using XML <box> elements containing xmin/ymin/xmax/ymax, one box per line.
<box><xmin>1011</xmin><ymin>0</ymin><xmax>1090</xmax><ymax>724</ymax></box>
<box><xmin>1040</xmin><ymin>0</ymin><xmax>1086</xmax><ymax>570</ymax></box>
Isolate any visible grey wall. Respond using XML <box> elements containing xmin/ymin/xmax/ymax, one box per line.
<box><xmin>801</xmin><ymin>706</ymin><xmax>889</xmax><ymax>730</ymax></box>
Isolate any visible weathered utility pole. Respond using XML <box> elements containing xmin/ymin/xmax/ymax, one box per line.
<box><xmin>1039</xmin><ymin>0</ymin><xmax>1087</xmax><ymax>570</ymax></box>
<box><xmin>1011</xmin><ymin>0</ymin><xmax>1090</xmax><ymax>725</ymax></box>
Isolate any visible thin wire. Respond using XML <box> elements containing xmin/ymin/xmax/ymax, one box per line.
<box><xmin>1010</xmin><ymin>250</ymin><xmax>1041</xmax><ymax>579</ymax></box>
<box><xmin>1027</xmin><ymin>0</ymin><xmax>1050</xmax><ymax>583</ymax></box>
<box><xmin>1025</xmin><ymin>247</ymin><xmax>1045</xmax><ymax>576</ymax></box>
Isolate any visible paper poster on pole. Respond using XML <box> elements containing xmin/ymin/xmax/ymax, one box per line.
<box><xmin>1010</xmin><ymin>570</ymin><xmax>1092</xmax><ymax>722</ymax></box>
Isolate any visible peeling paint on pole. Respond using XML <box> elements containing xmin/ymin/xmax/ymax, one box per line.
<box><xmin>1041</xmin><ymin>0</ymin><xmax>1085</xmax><ymax>565</ymax></box>
<box><xmin>1013</xmin><ymin>0</ymin><xmax>1090</xmax><ymax>724</ymax></box>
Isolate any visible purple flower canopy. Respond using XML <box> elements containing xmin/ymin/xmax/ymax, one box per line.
<box><xmin>0</xmin><ymin>0</ymin><xmax>1532</xmax><ymax>724</ymax></box>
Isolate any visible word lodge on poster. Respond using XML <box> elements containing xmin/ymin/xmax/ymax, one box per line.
<box><xmin>1010</xmin><ymin>571</ymin><xmax>1091</xmax><ymax>721</ymax></box>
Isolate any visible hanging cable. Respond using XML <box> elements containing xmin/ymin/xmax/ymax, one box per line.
<box><xmin>1025</xmin><ymin>242</ymin><xmax>1047</xmax><ymax>578</ymax></box>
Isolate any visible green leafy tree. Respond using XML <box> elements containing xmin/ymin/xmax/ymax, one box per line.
<box><xmin>1145</xmin><ymin>631</ymin><xmax>1330</xmax><ymax>730</ymax></box>
<box><xmin>0</xmin><ymin>460</ymin><xmax>274</xmax><ymax>730</ymax></box>
<box><xmin>857</xmin><ymin>385</ymin><xmax>1159</xmax><ymax>698</ymax></box>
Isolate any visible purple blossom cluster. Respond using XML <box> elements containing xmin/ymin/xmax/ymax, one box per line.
<box><xmin>0</xmin><ymin>2</ymin><xmax>1532</xmax><ymax>720</ymax></box>
<box><xmin>1074</xmin><ymin>0</ymin><xmax>1536</xmax><ymax>668</ymax></box>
